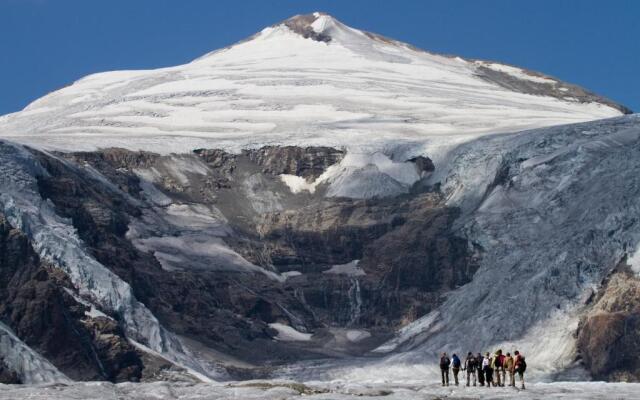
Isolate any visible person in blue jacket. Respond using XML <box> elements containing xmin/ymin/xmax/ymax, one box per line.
<box><xmin>451</xmin><ymin>353</ymin><xmax>462</xmax><ymax>385</ymax></box>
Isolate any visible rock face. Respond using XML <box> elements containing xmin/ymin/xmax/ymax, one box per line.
<box><xmin>242</xmin><ymin>146</ymin><xmax>345</xmax><ymax>180</ymax></box>
<box><xmin>2</xmin><ymin>143</ymin><xmax>476</xmax><ymax>376</ymax></box>
<box><xmin>34</xmin><ymin>150</ymin><xmax>316</xmax><ymax>365</ymax></box>
<box><xmin>577</xmin><ymin>263</ymin><xmax>640</xmax><ymax>381</ymax></box>
<box><xmin>473</xmin><ymin>63</ymin><xmax>632</xmax><ymax>115</ymax></box>
<box><xmin>0</xmin><ymin>214</ymin><xmax>143</xmax><ymax>382</ymax></box>
<box><xmin>247</xmin><ymin>194</ymin><xmax>479</xmax><ymax>327</ymax></box>
<box><xmin>280</xmin><ymin>13</ymin><xmax>333</xmax><ymax>43</ymax></box>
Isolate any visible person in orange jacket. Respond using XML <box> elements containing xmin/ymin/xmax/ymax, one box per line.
<box><xmin>503</xmin><ymin>352</ymin><xmax>515</xmax><ymax>387</ymax></box>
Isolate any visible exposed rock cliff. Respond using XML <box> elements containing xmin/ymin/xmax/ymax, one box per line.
<box><xmin>577</xmin><ymin>262</ymin><xmax>640</xmax><ymax>381</ymax></box>
<box><xmin>0</xmin><ymin>214</ymin><xmax>143</xmax><ymax>382</ymax></box>
<box><xmin>10</xmin><ymin>143</ymin><xmax>476</xmax><ymax>376</ymax></box>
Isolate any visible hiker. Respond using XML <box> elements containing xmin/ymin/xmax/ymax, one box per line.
<box><xmin>464</xmin><ymin>352</ymin><xmax>477</xmax><ymax>386</ymax></box>
<box><xmin>483</xmin><ymin>352</ymin><xmax>493</xmax><ymax>387</ymax></box>
<box><xmin>514</xmin><ymin>350</ymin><xmax>527</xmax><ymax>390</ymax></box>
<box><xmin>504</xmin><ymin>352</ymin><xmax>515</xmax><ymax>387</ymax></box>
<box><xmin>451</xmin><ymin>353</ymin><xmax>461</xmax><ymax>386</ymax></box>
<box><xmin>492</xmin><ymin>349</ymin><xmax>504</xmax><ymax>387</ymax></box>
<box><xmin>440</xmin><ymin>352</ymin><xmax>451</xmax><ymax>386</ymax></box>
<box><xmin>476</xmin><ymin>353</ymin><xmax>485</xmax><ymax>386</ymax></box>
<box><xmin>498</xmin><ymin>350</ymin><xmax>506</xmax><ymax>387</ymax></box>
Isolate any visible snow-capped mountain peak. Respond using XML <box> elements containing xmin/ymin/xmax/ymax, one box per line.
<box><xmin>0</xmin><ymin>13</ymin><xmax>629</xmax><ymax>155</ymax></box>
<box><xmin>269</xmin><ymin>12</ymin><xmax>383</xmax><ymax>46</ymax></box>
<box><xmin>278</xmin><ymin>12</ymin><xmax>343</xmax><ymax>41</ymax></box>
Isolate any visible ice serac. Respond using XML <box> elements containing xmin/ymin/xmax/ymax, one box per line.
<box><xmin>0</xmin><ymin>13</ymin><xmax>628</xmax><ymax>154</ymax></box>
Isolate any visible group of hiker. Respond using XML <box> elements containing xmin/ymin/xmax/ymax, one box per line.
<box><xmin>439</xmin><ymin>350</ymin><xmax>527</xmax><ymax>390</ymax></box>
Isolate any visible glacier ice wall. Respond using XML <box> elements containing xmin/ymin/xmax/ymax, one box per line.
<box><xmin>372</xmin><ymin>115</ymin><xmax>640</xmax><ymax>379</ymax></box>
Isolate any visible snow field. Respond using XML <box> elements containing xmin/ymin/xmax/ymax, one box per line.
<box><xmin>1</xmin><ymin>381</ymin><xmax>638</xmax><ymax>399</ymax></box>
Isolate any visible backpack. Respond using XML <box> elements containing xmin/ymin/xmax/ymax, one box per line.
<box><xmin>452</xmin><ymin>356</ymin><xmax>461</xmax><ymax>368</ymax></box>
<box><xmin>516</xmin><ymin>356</ymin><xmax>527</xmax><ymax>373</ymax></box>
<box><xmin>495</xmin><ymin>355</ymin><xmax>502</xmax><ymax>368</ymax></box>
<box><xmin>440</xmin><ymin>356</ymin><xmax>450</xmax><ymax>368</ymax></box>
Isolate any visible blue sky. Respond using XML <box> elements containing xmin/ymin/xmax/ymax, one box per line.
<box><xmin>1</xmin><ymin>0</ymin><xmax>638</xmax><ymax>115</ymax></box>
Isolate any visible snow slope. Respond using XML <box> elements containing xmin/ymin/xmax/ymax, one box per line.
<box><xmin>0</xmin><ymin>13</ymin><xmax>625</xmax><ymax>154</ymax></box>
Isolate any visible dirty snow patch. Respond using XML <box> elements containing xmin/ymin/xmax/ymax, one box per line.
<box><xmin>346</xmin><ymin>330</ymin><xmax>371</xmax><ymax>342</ymax></box>
<box><xmin>282</xmin><ymin>270</ymin><xmax>303</xmax><ymax>279</ymax></box>
<box><xmin>628</xmin><ymin>244</ymin><xmax>640</xmax><ymax>276</ymax></box>
<box><xmin>269</xmin><ymin>323</ymin><xmax>313</xmax><ymax>341</ymax></box>
<box><xmin>324</xmin><ymin>260</ymin><xmax>365</xmax><ymax>276</ymax></box>
<box><xmin>280</xmin><ymin>174</ymin><xmax>316</xmax><ymax>194</ymax></box>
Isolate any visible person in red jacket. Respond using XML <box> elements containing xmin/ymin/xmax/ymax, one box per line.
<box><xmin>495</xmin><ymin>349</ymin><xmax>506</xmax><ymax>387</ymax></box>
<box><xmin>513</xmin><ymin>350</ymin><xmax>527</xmax><ymax>390</ymax></box>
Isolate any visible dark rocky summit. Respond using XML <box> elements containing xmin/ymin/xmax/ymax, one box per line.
<box><xmin>280</xmin><ymin>14</ymin><xmax>333</xmax><ymax>43</ymax></box>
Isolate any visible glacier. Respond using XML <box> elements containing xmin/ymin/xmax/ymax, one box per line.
<box><xmin>342</xmin><ymin>114</ymin><xmax>640</xmax><ymax>382</ymax></box>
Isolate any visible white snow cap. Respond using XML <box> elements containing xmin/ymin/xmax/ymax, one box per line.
<box><xmin>0</xmin><ymin>12</ymin><xmax>626</xmax><ymax>155</ymax></box>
